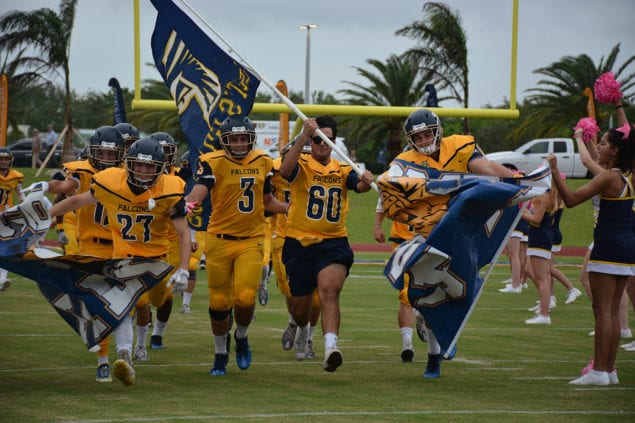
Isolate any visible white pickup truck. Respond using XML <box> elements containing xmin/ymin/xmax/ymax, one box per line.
<box><xmin>485</xmin><ymin>138</ymin><xmax>590</xmax><ymax>178</ymax></box>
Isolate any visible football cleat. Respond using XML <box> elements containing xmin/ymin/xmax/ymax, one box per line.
<box><xmin>234</xmin><ymin>334</ymin><xmax>252</xmax><ymax>370</ymax></box>
<box><xmin>424</xmin><ymin>353</ymin><xmax>441</xmax><ymax>379</ymax></box>
<box><xmin>113</xmin><ymin>350</ymin><xmax>135</xmax><ymax>385</ymax></box>
<box><xmin>281</xmin><ymin>323</ymin><xmax>297</xmax><ymax>351</ymax></box>
<box><xmin>180</xmin><ymin>303</ymin><xmax>191</xmax><ymax>314</ymax></box>
<box><xmin>323</xmin><ymin>348</ymin><xmax>343</xmax><ymax>372</ymax></box>
<box><xmin>210</xmin><ymin>353</ymin><xmax>228</xmax><ymax>376</ymax></box>
<box><xmin>134</xmin><ymin>345</ymin><xmax>149</xmax><ymax>361</ymax></box>
<box><xmin>401</xmin><ymin>348</ymin><xmax>414</xmax><ymax>363</ymax></box>
<box><xmin>95</xmin><ymin>363</ymin><xmax>112</xmax><ymax>383</ymax></box>
<box><xmin>150</xmin><ymin>335</ymin><xmax>164</xmax><ymax>349</ymax></box>
<box><xmin>306</xmin><ymin>340</ymin><xmax>316</xmax><ymax>359</ymax></box>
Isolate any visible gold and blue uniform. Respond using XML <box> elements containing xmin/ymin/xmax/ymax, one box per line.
<box><xmin>195</xmin><ymin>149</ymin><xmax>274</xmax><ymax>311</ymax></box>
<box><xmin>91</xmin><ymin>167</ymin><xmax>186</xmax><ymax>307</ymax></box>
<box><xmin>282</xmin><ymin>155</ymin><xmax>363</xmax><ymax>297</ymax></box>
<box><xmin>63</xmin><ymin>160</ymin><xmax>114</xmax><ymax>257</ymax></box>
<box><xmin>388</xmin><ymin>135</ymin><xmax>479</xmax><ymax>305</ymax></box>
<box><xmin>0</xmin><ymin>169</ymin><xmax>23</xmax><ymax>211</ymax></box>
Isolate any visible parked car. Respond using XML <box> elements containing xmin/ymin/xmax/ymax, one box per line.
<box><xmin>6</xmin><ymin>138</ymin><xmax>81</xmax><ymax>168</ymax></box>
<box><xmin>485</xmin><ymin>138</ymin><xmax>590</xmax><ymax>178</ymax></box>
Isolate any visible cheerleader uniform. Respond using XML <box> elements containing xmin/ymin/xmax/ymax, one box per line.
<box><xmin>588</xmin><ymin>170</ymin><xmax>635</xmax><ymax>276</ymax></box>
<box><xmin>527</xmin><ymin>209</ymin><xmax>555</xmax><ymax>260</ymax></box>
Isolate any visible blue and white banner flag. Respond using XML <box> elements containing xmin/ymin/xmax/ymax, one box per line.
<box><xmin>108</xmin><ymin>77</ymin><xmax>127</xmax><ymax>124</ymax></box>
<box><xmin>150</xmin><ymin>0</ymin><xmax>261</xmax><ymax>162</ymax></box>
<box><xmin>380</xmin><ymin>163</ymin><xmax>550</xmax><ymax>356</ymax></box>
<box><xmin>0</xmin><ymin>184</ymin><xmax>51</xmax><ymax>257</ymax></box>
<box><xmin>0</xmin><ymin>254</ymin><xmax>172</xmax><ymax>350</ymax></box>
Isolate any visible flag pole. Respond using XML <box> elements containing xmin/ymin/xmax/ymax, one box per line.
<box><xmin>177</xmin><ymin>0</ymin><xmax>376</xmax><ymax>190</ymax></box>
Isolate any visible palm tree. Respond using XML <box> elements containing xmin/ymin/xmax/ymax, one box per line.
<box><xmin>396</xmin><ymin>2</ymin><xmax>470</xmax><ymax>133</ymax></box>
<box><xmin>512</xmin><ymin>44</ymin><xmax>634</xmax><ymax>140</ymax></box>
<box><xmin>338</xmin><ymin>54</ymin><xmax>429</xmax><ymax>169</ymax></box>
<box><xmin>0</xmin><ymin>0</ymin><xmax>78</xmax><ymax>162</ymax></box>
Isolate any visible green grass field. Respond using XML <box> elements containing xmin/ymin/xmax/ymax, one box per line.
<box><xmin>1</xmin><ymin>255</ymin><xmax>634</xmax><ymax>422</ymax></box>
<box><xmin>1</xmin><ymin>168</ymin><xmax>631</xmax><ymax>422</ymax></box>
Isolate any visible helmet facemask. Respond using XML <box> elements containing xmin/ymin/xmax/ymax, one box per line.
<box><xmin>220</xmin><ymin>130</ymin><xmax>256</xmax><ymax>159</ymax></box>
<box><xmin>125</xmin><ymin>153</ymin><xmax>166</xmax><ymax>189</ymax></box>
<box><xmin>0</xmin><ymin>150</ymin><xmax>13</xmax><ymax>170</ymax></box>
<box><xmin>89</xmin><ymin>142</ymin><xmax>125</xmax><ymax>171</ymax></box>
<box><xmin>406</xmin><ymin>124</ymin><xmax>443</xmax><ymax>155</ymax></box>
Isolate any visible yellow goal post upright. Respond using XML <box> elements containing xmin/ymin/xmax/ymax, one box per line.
<box><xmin>131</xmin><ymin>0</ymin><xmax>520</xmax><ymax>120</ymax></box>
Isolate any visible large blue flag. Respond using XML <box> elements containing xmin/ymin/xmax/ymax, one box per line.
<box><xmin>380</xmin><ymin>162</ymin><xmax>550</xmax><ymax>356</ymax></box>
<box><xmin>150</xmin><ymin>0</ymin><xmax>261</xmax><ymax>161</ymax></box>
<box><xmin>0</xmin><ymin>253</ymin><xmax>172</xmax><ymax>351</ymax></box>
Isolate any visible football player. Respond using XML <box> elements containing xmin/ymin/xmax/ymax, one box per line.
<box><xmin>0</xmin><ymin>147</ymin><xmax>25</xmax><ymax>290</ymax></box>
<box><xmin>114</xmin><ymin>122</ymin><xmax>141</xmax><ymax>153</ymax></box>
<box><xmin>186</xmin><ymin>114</ymin><xmax>288</xmax><ymax>376</ymax></box>
<box><xmin>47</xmin><ymin>125</ymin><xmax>126</xmax><ymax>382</ymax></box>
<box><xmin>177</xmin><ymin>150</ymin><xmax>210</xmax><ymax>314</ymax></box>
<box><xmin>385</xmin><ymin>109</ymin><xmax>514</xmax><ymax>379</ymax></box>
<box><xmin>142</xmin><ymin>131</ymin><xmax>180</xmax><ymax>353</ymax></box>
<box><xmin>50</xmin><ymin>137</ymin><xmax>191</xmax><ymax>385</ymax></box>
<box><xmin>278</xmin><ymin>115</ymin><xmax>374</xmax><ymax>372</ymax></box>
<box><xmin>270</xmin><ymin>142</ymin><xmax>321</xmax><ymax>358</ymax></box>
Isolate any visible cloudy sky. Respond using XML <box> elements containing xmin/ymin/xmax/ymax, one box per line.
<box><xmin>2</xmin><ymin>0</ymin><xmax>634</xmax><ymax>108</ymax></box>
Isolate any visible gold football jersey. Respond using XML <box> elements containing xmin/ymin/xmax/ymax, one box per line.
<box><xmin>63</xmin><ymin>160</ymin><xmax>112</xmax><ymax>242</ymax></box>
<box><xmin>285</xmin><ymin>155</ymin><xmax>355</xmax><ymax>241</ymax></box>
<box><xmin>91</xmin><ymin>168</ymin><xmax>185</xmax><ymax>258</ymax></box>
<box><xmin>0</xmin><ymin>169</ymin><xmax>24</xmax><ymax>210</ymax></box>
<box><xmin>196</xmin><ymin>149</ymin><xmax>273</xmax><ymax>238</ymax></box>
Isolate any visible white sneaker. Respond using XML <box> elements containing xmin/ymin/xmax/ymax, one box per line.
<box><xmin>499</xmin><ymin>284</ymin><xmax>522</xmax><ymax>293</ymax></box>
<box><xmin>588</xmin><ymin>330</ymin><xmax>595</xmax><ymax>337</ymax></box>
<box><xmin>0</xmin><ymin>278</ymin><xmax>11</xmax><ymax>291</ymax></box>
<box><xmin>620</xmin><ymin>328</ymin><xmax>632</xmax><ymax>339</ymax></box>
<box><xmin>525</xmin><ymin>314</ymin><xmax>551</xmax><ymax>325</ymax></box>
<box><xmin>565</xmin><ymin>288</ymin><xmax>582</xmax><ymax>304</ymax></box>
<box><xmin>569</xmin><ymin>370</ymin><xmax>609</xmax><ymax>386</ymax></box>
<box><xmin>180</xmin><ymin>303</ymin><xmax>191</xmax><ymax>314</ymax></box>
<box><xmin>522</xmin><ymin>283</ymin><xmax>528</xmax><ymax>289</ymax></box>
<box><xmin>608</xmin><ymin>370</ymin><xmax>619</xmax><ymax>385</ymax></box>
<box><xmin>528</xmin><ymin>300</ymin><xmax>556</xmax><ymax>312</ymax></box>
<box><xmin>621</xmin><ymin>340</ymin><xmax>635</xmax><ymax>349</ymax></box>
<box><xmin>550</xmin><ymin>296</ymin><xmax>557</xmax><ymax>308</ymax></box>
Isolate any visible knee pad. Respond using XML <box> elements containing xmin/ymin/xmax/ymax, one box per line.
<box><xmin>209</xmin><ymin>307</ymin><xmax>232</xmax><ymax>321</ymax></box>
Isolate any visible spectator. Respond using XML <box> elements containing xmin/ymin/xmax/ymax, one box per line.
<box><xmin>47</xmin><ymin>124</ymin><xmax>58</xmax><ymax>147</ymax></box>
<box><xmin>31</xmin><ymin>128</ymin><xmax>42</xmax><ymax>168</ymax></box>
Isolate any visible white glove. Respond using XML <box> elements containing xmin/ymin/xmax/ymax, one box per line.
<box><xmin>167</xmin><ymin>268</ymin><xmax>189</xmax><ymax>294</ymax></box>
<box><xmin>22</xmin><ymin>181</ymin><xmax>49</xmax><ymax>194</ymax></box>
<box><xmin>57</xmin><ymin>229</ymin><xmax>69</xmax><ymax>245</ymax></box>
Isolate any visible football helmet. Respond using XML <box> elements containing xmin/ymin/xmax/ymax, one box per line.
<box><xmin>219</xmin><ymin>115</ymin><xmax>256</xmax><ymax>159</ymax></box>
<box><xmin>180</xmin><ymin>150</ymin><xmax>190</xmax><ymax>168</ymax></box>
<box><xmin>88</xmin><ymin>126</ymin><xmax>126</xmax><ymax>171</ymax></box>
<box><xmin>150</xmin><ymin>132</ymin><xmax>178</xmax><ymax>167</ymax></box>
<box><xmin>0</xmin><ymin>147</ymin><xmax>13</xmax><ymax>169</ymax></box>
<box><xmin>114</xmin><ymin>122</ymin><xmax>140</xmax><ymax>152</ymax></box>
<box><xmin>125</xmin><ymin>138</ymin><xmax>166</xmax><ymax>189</ymax></box>
<box><xmin>404</xmin><ymin>109</ymin><xmax>443</xmax><ymax>155</ymax></box>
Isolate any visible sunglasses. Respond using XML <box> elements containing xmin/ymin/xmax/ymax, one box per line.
<box><xmin>311</xmin><ymin>136</ymin><xmax>335</xmax><ymax>144</ymax></box>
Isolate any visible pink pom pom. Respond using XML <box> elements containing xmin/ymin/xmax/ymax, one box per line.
<box><xmin>594</xmin><ymin>72</ymin><xmax>622</xmax><ymax>104</ymax></box>
<box><xmin>573</xmin><ymin>117</ymin><xmax>600</xmax><ymax>143</ymax></box>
